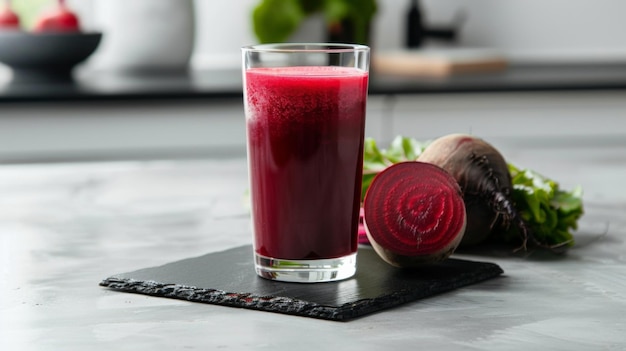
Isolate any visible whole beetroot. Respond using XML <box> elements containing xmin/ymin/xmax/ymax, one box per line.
<box><xmin>417</xmin><ymin>134</ymin><xmax>532</xmax><ymax>248</ymax></box>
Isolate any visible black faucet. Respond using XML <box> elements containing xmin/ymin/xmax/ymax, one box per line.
<box><xmin>406</xmin><ymin>0</ymin><xmax>462</xmax><ymax>48</ymax></box>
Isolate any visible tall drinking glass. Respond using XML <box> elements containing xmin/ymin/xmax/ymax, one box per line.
<box><xmin>242</xmin><ymin>43</ymin><xmax>370</xmax><ymax>283</ymax></box>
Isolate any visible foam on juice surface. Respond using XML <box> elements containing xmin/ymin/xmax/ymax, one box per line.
<box><xmin>245</xmin><ymin>66</ymin><xmax>368</xmax><ymax>125</ymax></box>
<box><xmin>248</xmin><ymin>66</ymin><xmax>367</xmax><ymax>77</ymax></box>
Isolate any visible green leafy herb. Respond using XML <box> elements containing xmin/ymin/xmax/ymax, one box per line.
<box><xmin>361</xmin><ymin>136</ymin><xmax>428</xmax><ymax>199</ymax></box>
<box><xmin>508</xmin><ymin>164</ymin><xmax>583</xmax><ymax>247</ymax></box>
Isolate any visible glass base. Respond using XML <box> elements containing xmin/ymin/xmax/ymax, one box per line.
<box><xmin>254</xmin><ymin>252</ymin><xmax>357</xmax><ymax>283</ymax></box>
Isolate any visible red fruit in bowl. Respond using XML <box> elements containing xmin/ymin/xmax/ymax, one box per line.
<box><xmin>33</xmin><ymin>0</ymin><xmax>80</xmax><ymax>33</ymax></box>
<box><xmin>0</xmin><ymin>1</ymin><xmax>20</xmax><ymax>29</ymax></box>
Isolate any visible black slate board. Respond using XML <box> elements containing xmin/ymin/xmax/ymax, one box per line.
<box><xmin>100</xmin><ymin>245</ymin><xmax>503</xmax><ymax>321</ymax></box>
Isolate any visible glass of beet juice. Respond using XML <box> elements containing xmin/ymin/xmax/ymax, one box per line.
<box><xmin>242</xmin><ymin>43</ymin><xmax>370</xmax><ymax>283</ymax></box>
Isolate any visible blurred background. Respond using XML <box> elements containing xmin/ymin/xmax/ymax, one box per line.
<box><xmin>201</xmin><ymin>0</ymin><xmax>626</xmax><ymax>67</ymax></box>
<box><xmin>29</xmin><ymin>0</ymin><xmax>626</xmax><ymax>68</ymax></box>
<box><xmin>1</xmin><ymin>0</ymin><xmax>626</xmax><ymax>163</ymax></box>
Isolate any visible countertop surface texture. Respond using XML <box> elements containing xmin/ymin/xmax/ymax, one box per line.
<box><xmin>1</xmin><ymin>136</ymin><xmax>625</xmax><ymax>350</ymax></box>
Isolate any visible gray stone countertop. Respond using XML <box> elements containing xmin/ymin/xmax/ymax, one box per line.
<box><xmin>1</xmin><ymin>139</ymin><xmax>625</xmax><ymax>350</ymax></box>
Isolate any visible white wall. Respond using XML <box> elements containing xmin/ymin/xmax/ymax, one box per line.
<box><xmin>3</xmin><ymin>91</ymin><xmax>626</xmax><ymax>163</ymax></box>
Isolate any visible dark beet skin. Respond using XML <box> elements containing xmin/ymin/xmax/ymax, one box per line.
<box><xmin>363</xmin><ymin>162</ymin><xmax>467</xmax><ymax>267</ymax></box>
<box><xmin>417</xmin><ymin>134</ymin><xmax>522</xmax><ymax>247</ymax></box>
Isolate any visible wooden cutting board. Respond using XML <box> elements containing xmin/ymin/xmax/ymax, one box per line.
<box><xmin>373</xmin><ymin>49</ymin><xmax>508</xmax><ymax>77</ymax></box>
<box><xmin>100</xmin><ymin>245</ymin><xmax>503</xmax><ymax>321</ymax></box>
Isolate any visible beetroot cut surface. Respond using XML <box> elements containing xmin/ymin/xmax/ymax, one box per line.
<box><xmin>363</xmin><ymin>161</ymin><xmax>467</xmax><ymax>267</ymax></box>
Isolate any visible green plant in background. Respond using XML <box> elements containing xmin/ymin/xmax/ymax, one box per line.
<box><xmin>252</xmin><ymin>0</ymin><xmax>377</xmax><ymax>44</ymax></box>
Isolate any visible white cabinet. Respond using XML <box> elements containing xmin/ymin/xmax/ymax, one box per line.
<box><xmin>1</xmin><ymin>90</ymin><xmax>625</xmax><ymax>163</ymax></box>
<box><xmin>0</xmin><ymin>100</ymin><xmax>246</xmax><ymax>162</ymax></box>
<box><xmin>369</xmin><ymin>91</ymin><xmax>626</xmax><ymax>153</ymax></box>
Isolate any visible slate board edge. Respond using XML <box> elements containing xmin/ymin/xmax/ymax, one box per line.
<box><xmin>100</xmin><ymin>277</ymin><xmax>344</xmax><ymax>321</ymax></box>
<box><xmin>99</xmin><ymin>262</ymin><xmax>504</xmax><ymax>322</ymax></box>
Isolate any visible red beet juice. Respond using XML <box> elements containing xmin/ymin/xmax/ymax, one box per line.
<box><xmin>245</xmin><ymin>66</ymin><xmax>368</xmax><ymax>260</ymax></box>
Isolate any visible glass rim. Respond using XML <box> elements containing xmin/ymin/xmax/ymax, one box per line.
<box><xmin>241</xmin><ymin>43</ymin><xmax>370</xmax><ymax>54</ymax></box>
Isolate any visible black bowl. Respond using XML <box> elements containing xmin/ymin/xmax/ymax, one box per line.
<box><xmin>0</xmin><ymin>31</ymin><xmax>102</xmax><ymax>83</ymax></box>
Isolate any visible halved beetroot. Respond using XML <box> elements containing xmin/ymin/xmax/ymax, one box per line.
<box><xmin>363</xmin><ymin>161</ymin><xmax>466</xmax><ymax>267</ymax></box>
